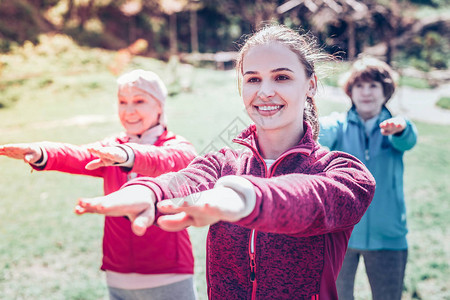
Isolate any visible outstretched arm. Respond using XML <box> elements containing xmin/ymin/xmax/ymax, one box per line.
<box><xmin>156</xmin><ymin>176</ymin><xmax>255</xmax><ymax>231</ymax></box>
<box><xmin>84</xmin><ymin>146</ymin><xmax>129</xmax><ymax>170</ymax></box>
<box><xmin>0</xmin><ymin>143</ymin><xmax>43</xmax><ymax>164</ymax></box>
<box><xmin>75</xmin><ymin>181</ymin><xmax>253</xmax><ymax>235</ymax></box>
<box><xmin>380</xmin><ymin>116</ymin><xmax>418</xmax><ymax>151</ymax></box>
<box><xmin>129</xmin><ymin>142</ymin><xmax>197</xmax><ymax>177</ymax></box>
<box><xmin>379</xmin><ymin>116</ymin><xmax>406</xmax><ymax>136</ymax></box>
<box><xmin>75</xmin><ymin>150</ymin><xmax>256</xmax><ymax>235</ymax></box>
<box><xmin>75</xmin><ymin>184</ymin><xmax>157</xmax><ymax>236</ymax></box>
<box><xmin>86</xmin><ymin>141</ymin><xmax>197</xmax><ymax>175</ymax></box>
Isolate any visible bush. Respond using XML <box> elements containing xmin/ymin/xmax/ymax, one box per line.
<box><xmin>397</xmin><ymin>31</ymin><xmax>449</xmax><ymax>71</ymax></box>
<box><xmin>436</xmin><ymin>96</ymin><xmax>450</xmax><ymax>110</ymax></box>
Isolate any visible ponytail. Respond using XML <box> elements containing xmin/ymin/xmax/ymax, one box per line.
<box><xmin>303</xmin><ymin>97</ymin><xmax>319</xmax><ymax>141</ymax></box>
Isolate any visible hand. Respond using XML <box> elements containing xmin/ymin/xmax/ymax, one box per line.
<box><xmin>380</xmin><ymin>117</ymin><xmax>406</xmax><ymax>136</ymax></box>
<box><xmin>75</xmin><ymin>185</ymin><xmax>156</xmax><ymax>236</ymax></box>
<box><xmin>0</xmin><ymin>143</ymin><xmax>42</xmax><ymax>163</ymax></box>
<box><xmin>156</xmin><ymin>187</ymin><xmax>247</xmax><ymax>232</ymax></box>
<box><xmin>85</xmin><ymin>146</ymin><xmax>128</xmax><ymax>170</ymax></box>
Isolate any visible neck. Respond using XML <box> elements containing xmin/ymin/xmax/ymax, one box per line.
<box><xmin>356</xmin><ymin>107</ymin><xmax>382</xmax><ymax>121</ymax></box>
<box><xmin>256</xmin><ymin>126</ymin><xmax>304</xmax><ymax>160</ymax></box>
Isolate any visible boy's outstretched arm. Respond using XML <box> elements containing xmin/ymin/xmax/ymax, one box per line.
<box><xmin>379</xmin><ymin>116</ymin><xmax>406</xmax><ymax>136</ymax></box>
<box><xmin>75</xmin><ymin>184</ymin><xmax>157</xmax><ymax>236</ymax></box>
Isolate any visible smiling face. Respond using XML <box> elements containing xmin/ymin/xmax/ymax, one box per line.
<box><xmin>242</xmin><ymin>43</ymin><xmax>316</xmax><ymax>137</ymax></box>
<box><xmin>351</xmin><ymin>80</ymin><xmax>386</xmax><ymax>121</ymax></box>
<box><xmin>118</xmin><ymin>85</ymin><xmax>162</xmax><ymax>135</ymax></box>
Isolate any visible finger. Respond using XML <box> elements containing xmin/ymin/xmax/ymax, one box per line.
<box><xmin>379</xmin><ymin>121</ymin><xmax>392</xmax><ymax>128</ymax></box>
<box><xmin>157</xmin><ymin>212</ymin><xmax>194</xmax><ymax>232</ymax></box>
<box><xmin>88</xmin><ymin>147</ymin><xmax>109</xmax><ymax>158</ymax></box>
<box><xmin>77</xmin><ymin>197</ymin><xmax>110</xmax><ymax>214</ymax></box>
<box><xmin>74</xmin><ymin>204</ymin><xmax>88</xmax><ymax>215</ymax></box>
<box><xmin>87</xmin><ymin>147</ymin><xmax>100</xmax><ymax>154</ymax></box>
<box><xmin>157</xmin><ymin>198</ymin><xmax>186</xmax><ymax>214</ymax></box>
<box><xmin>87</xmin><ymin>146</ymin><xmax>106</xmax><ymax>154</ymax></box>
<box><xmin>77</xmin><ymin>186</ymin><xmax>155</xmax><ymax>217</ymax></box>
<box><xmin>0</xmin><ymin>146</ymin><xmax>26</xmax><ymax>158</ymax></box>
<box><xmin>24</xmin><ymin>153</ymin><xmax>40</xmax><ymax>163</ymax></box>
<box><xmin>85</xmin><ymin>159</ymin><xmax>106</xmax><ymax>170</ymax></box>
<box><xmin>131</xmin><ymin>207</ymin><xmax>155</xmax><ymax>236</ymax></box>
<box><xmin>24</xmin><ymin>154</ymin><xmax>34</xmax><ymax>163</ymax></box>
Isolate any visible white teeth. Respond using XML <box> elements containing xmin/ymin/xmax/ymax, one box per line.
<box><xmin>258</xmin><ymin>105</ymin><xmax>281</xmax><ymax>111</ymax></box>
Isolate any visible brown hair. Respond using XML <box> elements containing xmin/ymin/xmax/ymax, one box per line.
<box><xmin>342</xmin><ymin>57</ymin><xmax>397</xmax><ymax>104</ymax></box>
<box><xmin>235</xmin><ymin>24</ymin><xmax>331</xmax><ymax>141</ymax></box>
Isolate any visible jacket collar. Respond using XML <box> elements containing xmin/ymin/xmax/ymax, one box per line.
<box><xmin>348</xmin><ymin>105</ymin><xmax>393</xmax><ymax>125</ymax></box>
<box><xmin>232</xmin><ymin>121</ymin><xmax>316</xmax><ymax>158</ymax></box>
<box><xmin>117</xmin><ymin>124</ymin><xmax>167</xmax><ymax>144</ymax></box>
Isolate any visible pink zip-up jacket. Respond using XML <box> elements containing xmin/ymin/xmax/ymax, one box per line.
<box><xmin>32</xmin><ymin>130</ymin><xmax>196</xmax><ymax>274</ymax></box>
<box><xmin>125</xmin><ymin>122</ymin><xmax>375</xmax><ymax>299</ymax></box>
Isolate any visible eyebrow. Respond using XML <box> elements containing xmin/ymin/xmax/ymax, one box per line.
<box><xmin>243</xmin><ymin>68</ymin><xmax>294</xmax><ymax>76</ymax></box>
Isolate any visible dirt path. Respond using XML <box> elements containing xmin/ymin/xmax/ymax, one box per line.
<box><xmin>320</xmin><ymin>84</ymin><xmax>450</xmax><ymax>125</ymax></box>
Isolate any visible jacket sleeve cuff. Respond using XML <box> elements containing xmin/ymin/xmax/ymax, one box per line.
<box><xmin>389</xmin><ymin>118</ymin><xmax>417</xmax><ymax>150</ymax></box>
<box><xmin>30</xmin><ymin>147</ymin><xmax>48</xmax><ymax>168</ymax></box>
<box><xmin>121</xmin><ymin>179</ymin><xmax>164</xmax><ymax>219</ymax></box>
<box><xmin>114</xmin><ymin>144</ymin><xmax>135</xmax><ymax>168</ymax></box>
<box><xmin>214</xmin><ymin>175</ymin><xmax>256</xmax><ymax>220</ymax></box>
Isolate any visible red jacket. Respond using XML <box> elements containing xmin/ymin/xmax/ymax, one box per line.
<box><xmin>33</xmin><ymin>130</ymin><xmax>196</xmax><ymax>274</ymax></box>
<box><xmin>126</xmin><ymin>123</ymin><xmax>375</xmax><ymax>299</ymax></box>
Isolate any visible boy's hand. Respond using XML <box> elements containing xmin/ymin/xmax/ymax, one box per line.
<box><xmin>75</xmin><ymin>185</ymin><xmax>156</xmax><ymax>236</ymax></box>
<box><xmin>85</xmin><ymin>146</ymin><xmax>128</xmax><ymax>170</ymax></box>
<box><xmin>0</xmin><ymin>143</ymin><xmax>42</xmax><ymax>163</ymax></box>
<box><xmin>156</xmin><ymin>187</ymin><xmax>247</xmax><ymax>232</ymax></box>
<box><xmin>380</xmin><ymin>117</ymin><xmax>406</xmax><ymax>136</ymax></box>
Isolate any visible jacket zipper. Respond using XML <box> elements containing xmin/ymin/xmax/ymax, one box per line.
<box><xmin>364</xmin><ymin>134</ymin><xmax>370</xmax><ymax>161</ymax></box>
<box><xmin>206</xmin><ymin>236</ymin><xmax>212</xmax><ymax>299</ymax></box>
<box><xmin>234</xmin><ymin>139</ymin><xmax>310</xmax><ymax>299</ymax></box>
<box><xmin>268</xmin><ymin>148</ymin><xmax>308</xmax><ymax>176</ymax></box>
<box><xmin>364</xmin><ymin>130</ymin><xmax>370</xmax><ymax>249</ymax></box>
<box><xmin>249</xmin><ymin>229</ymin><xmax>258</xmax><ymax>299</ymax></box>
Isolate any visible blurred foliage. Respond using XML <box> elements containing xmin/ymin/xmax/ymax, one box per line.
<box><xmin>398</xmin><ymin>76</ymin><xmax>432</xmax><ymax>89</ymax></box>
<box><xmin>395</xmin><ymin>24</ymin><xmax>449</xmax><ymax>71</ymax></box>
<box><xmin>436</xmin><ymin>96</ymin><xmax>450</xmax><ymax>110</ymax></box>
<box><xmin>0</xmin><ymin>33</ymin><xmax>116</xmax><ymax>108</ymax></box>
<box><xmin>0</xmin><ymin>0</ymin><xmax>448</xmax><ymax>70</ymax></box>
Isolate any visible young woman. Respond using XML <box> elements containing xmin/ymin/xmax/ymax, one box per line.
<box><xmin>76</xmin><ymin>25</ymin><xmax>376</xmax><ymax>300</ymax></box>
<box><xmin>320</xmin><ymin>57</ymin><xmax>418</xmax><ymax>300</ymax></box>
<box><xmin>0</xmin><ymin>70</ymin><xmax>198</xmax><ymax>300</ymax></box>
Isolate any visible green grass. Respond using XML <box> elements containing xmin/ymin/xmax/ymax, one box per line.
<box><xmin>436</xmin><ymin>97</ymin><xmax>450</xmax><ymax>110</ymax></box>
<box><xmin>0</xmin><ymin>35</ymin><xmax>449</xmax><ymax>300</ymax></box>
<box><xmin>398</xmin><ymin>76</ymin><xmax>432</xmax><ymax>90</ymax></box>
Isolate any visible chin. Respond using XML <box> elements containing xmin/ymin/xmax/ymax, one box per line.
<box><xmin>254</xmin><ymin>122</ymin><xmax>282</xmax><ymax>132</ymax></box>
<box><xmin>126</xmin><ymin>128</ymin><xmax>143</xmax><ymax>135</ymax></box>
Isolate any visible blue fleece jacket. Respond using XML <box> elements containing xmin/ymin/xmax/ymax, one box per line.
<box><xmin>319</xmin><ymin>106</ymin><xmax>417</xmax><ymax>250</ymax></box>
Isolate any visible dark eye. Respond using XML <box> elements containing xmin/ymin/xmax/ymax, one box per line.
<box><xmin>247</xmin><ymin>77</ymin><xmax>260</xmax><ymax>83</ymax></box>
<box><xmin>276</xmin><ymin>74</ymin><xmax>290</xmax><ymax>81</ymax></box>
<box><xmin>135</xmin><ymin>99</ymin><xmax>146</xmax><ymax>104</ymax></box>
<box><xmin>370</xmin><ymin>83</ymin><xmax>378</xmax><ymax>88</ymax></box>
<box><xmin>119</xmin><ymin>100</ymin><xmax>127</xmax><ymax>105</ymax></box>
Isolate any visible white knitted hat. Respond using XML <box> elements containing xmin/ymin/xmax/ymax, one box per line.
<box><xmin>117</xmin><ymin>69</ymin><xmax>168</xmax><ymax>127</ymax></box>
